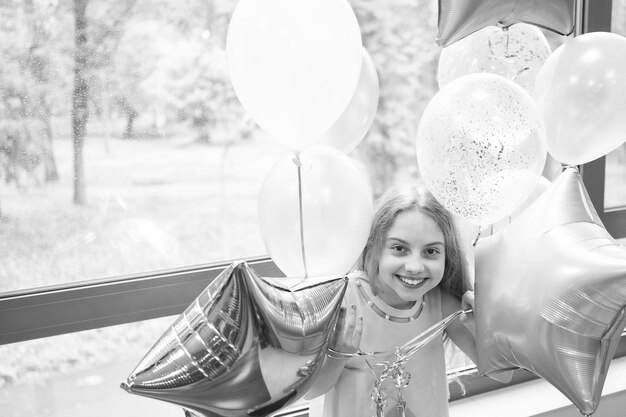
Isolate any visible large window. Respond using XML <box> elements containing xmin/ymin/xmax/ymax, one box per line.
<box><xmin>1</xmin><ymin>0</ymin><xmax>625</xmax><ymax>416</ymax></box>
<box><xmin>604</xmin><ymin>0</ymin><xmax>626</xmax><ymax>212</ymax></box>
<box><xmin>582</xmin><ymin>0</ymin><xmax>626</xmax><ymax>238</ymax></box>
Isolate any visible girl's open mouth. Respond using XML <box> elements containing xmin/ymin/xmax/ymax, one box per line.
<box><xmin>398</xmin><ymin>275</ymin><xmax>427</xmax><ymax>287</ymax></box>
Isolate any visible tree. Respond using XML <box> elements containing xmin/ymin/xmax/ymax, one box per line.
<box><xmin>111</xmin><ymin>0</ymin><xmax>244</xmax><ymax>142</ymax></box>
<box><xmin>23</xmin><ymin>0</ymin><xmax>60</xmax><ymax>182</ymax></box>
<box><xmin>71</xmin><ymin>0</ymin><xmax>89</xmax><ymax>205</ymax></box>
<box><xmin>0</xmin><ymin>0</ymin><xmax>65</xmax><ymax>188</ymax></box>
<box><xmin>69</xmin><ymin>0</ymin><xmax>137</xmax><ymax>204</ymax></box>
<box><xmin>352</xmin><ymin>0</ymin><xmax>440</xmax><ymax>196</ymax></box>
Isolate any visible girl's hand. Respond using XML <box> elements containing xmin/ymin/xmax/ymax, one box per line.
<box><xmin>460</xmin><ymin>290</ymin><xmax>476</xmax><ymax>330</ymax></box>
<box><xmin>328</xmin><ymin>304</ymin><xmax>363</xmax><ymax>358</ymax></box>
<box><xmin>461</xmin><ymin>290</ymin><xmax>475</xmax><ymax>313</ymax></box>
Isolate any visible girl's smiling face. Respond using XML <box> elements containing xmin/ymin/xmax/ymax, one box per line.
<box><xmin>374</xmin><ymin>209</ymin><xmax>446</xmax><ymax>309</ymax></box>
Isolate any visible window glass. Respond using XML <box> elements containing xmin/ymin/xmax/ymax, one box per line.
<box><xmin>1</xmin><ymin>0</ymin><xmax>598</xmax><ymax>415</ymax></box>
<box><xmin>0</xmin><ymin>316</ymin><xmax>179</xmax><ymax>417</ymax></box>
<box><xmin>605</xmin><ymin>0</ymin><xmax>626</xmax><ymax>210</ymax></box>
<box><xmin>0</xmin><ymin>1</ymin><xmax>443</xmax><ymax>413</ymax></box>
<box><xmin>0</xmin><ymin>0</ymin><xmax>444</xmax><ymax>292</ymax></box>
<box><xmin>1</xmin><ymin>0</ymin><xmax>292</xmax><ymax>292</ymax></box>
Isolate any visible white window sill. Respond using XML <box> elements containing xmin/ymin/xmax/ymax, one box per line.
<box><xmin>449</xmin><ymin>356</ymin><xmax>626</xmax><ymax>417</ymax></box>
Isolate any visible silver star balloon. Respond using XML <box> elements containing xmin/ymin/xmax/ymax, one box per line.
<box><xmin>437</xmin><ymin>0</ymin><xmax>575</xmax><ymax>46</ymax></box>
<box><xmin>121</xmin><ymin>261</ymin><xmax>347</xmax><ymax>417</ymax></box>
<box><xmin>474</xmin><ymin>167</ymin><xmax>626</xmax><ymax>415</ymax></box>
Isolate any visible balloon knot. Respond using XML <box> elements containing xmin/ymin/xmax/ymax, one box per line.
<box><xmin>292</xmin><ymin>155</ymin><xmax>302</xmax><ymax>168</ymax></box>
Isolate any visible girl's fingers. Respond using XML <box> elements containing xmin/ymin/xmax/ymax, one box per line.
<box><xmin>330</xmin><ymin>307</ymin><xmax>347</xmax><ymax>346</ymax></box>
<box><xmin>330</xmin><ymin>305</ymin><xmax>361</xmax><ymax>353</ymax></box>
<box><xmin>461</xmin><ymin>290</ymin><xmax>475</xmax><ymax>310</ymax></box>
<box><xmin>344</xmin><ymin>304</ymin><xmax>357</xmax><ymax>335</ymax></box>
<box><xmin>352</xmin><ymin>316</ymin><xmax>364</xmax><ymax>346</ymax></box>
<box><xmin>336</xmin><ymin>306</ymin><xmax>347</xmax><ymax>330</ymax></box>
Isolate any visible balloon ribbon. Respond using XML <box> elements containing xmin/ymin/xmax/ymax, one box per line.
<box><xmin>292</xmin><ymin>155</ymin><xmax>309</xmax><ymax>278</ymax></box>
<box><xmin>351</xmin><ymin>309</ymin><xmax>472</xmax><ymax>416</ymax></box>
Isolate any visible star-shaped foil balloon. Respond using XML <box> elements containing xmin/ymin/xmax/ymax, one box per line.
<box><xmin>474</xmin><ymin>167</ymin><xmax>626</xmax><ymax>416</ymax></box>
<box><xmin>121</xmin><ymin>261</ymin><xmax>347</xmax><ymax>417</ymax></box>
<box><xmin>437</xmin><ymin>0</ymin><xmax>575</xmax><ymax>46</ymax></box>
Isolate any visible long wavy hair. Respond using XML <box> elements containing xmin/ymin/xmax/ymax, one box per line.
<box><xmin>359</xmin><ymin>182</ymin><xmax>468</xmax><ymax>300</ymax></box>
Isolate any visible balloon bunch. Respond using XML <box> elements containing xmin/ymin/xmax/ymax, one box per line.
<box><xmin>123</xmin><ymin>3</ymin><xmax>379</xmax><ymax>416</ymax></box>
<box><xmin>226</xmin><ymin>0</ymin><xmax>378</xmax><ymax>278</ymax></box>
<box><xmin>430</xmin><ymin>2</ymin><xmax>626</xmax><ymax>416</ymax></box>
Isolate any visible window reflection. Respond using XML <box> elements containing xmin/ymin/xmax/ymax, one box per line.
<box><xmin>605</xmin><ymin>144</ymin><xmax>626</xmax><ymax>210</ymax></box>
<box><xmin>0</xmin><ymin>0</ymin><xmax>444</xmax><ymax>292</ymax></box>
<box><xmin>605</xmin><ymin>0</ymin><xmax>626</xmax><ymax>210</ymax></box>
<box><xmin>0</xmin><ymin>316</ymin><xmax>178</xmax><ymax>417</ymax></box>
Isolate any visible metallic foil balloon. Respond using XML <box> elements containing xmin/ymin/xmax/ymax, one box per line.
<box><xmin>474</xmin><ymin>167</ymin><xmax>626</xmax><ymax>415</ymax></box>
<box><xmin>437</xmin><ymin>0</ymin><xmax>575</xmax><ymax>47</ymax></box>
<box><xmin>416</xmin><ymin>72</ymin><xmax>547</xmax><ymax>226</ymax></box>
<box><xmin>533</xmin><ymin>32</ymin><xmax>626</xmax><ymax>165</ymax></box>
<box><xmin>121</xmin><ymin>261</ymin><xmax>348</xmax><ymax>417</ymax></box>
<box><xmin>437</xmin><ymin>23</ymin><xmax>551</xmax><ymax>93</ymax></box>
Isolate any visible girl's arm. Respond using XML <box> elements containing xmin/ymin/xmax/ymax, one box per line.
<box><xmin>441</xmin><ymin>290</ymin><xmax>478</xmax><ymax>364</ymax></box>
<box><xmin>304</xmin><ymin>305</ymin><xmax>363</xmax><ymax>399</ymax></box>
<box><xmin>442</xmin><ymin>290</ymin><xmax>513</xmax><ymax>383</ymax></box>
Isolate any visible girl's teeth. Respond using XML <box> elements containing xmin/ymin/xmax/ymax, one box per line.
<box><xmin>400</xmin><ymin>276</ymin><xmax>424</xmax><ymax>286</ymax></box>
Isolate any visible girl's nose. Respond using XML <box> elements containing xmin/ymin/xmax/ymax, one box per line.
<box><xmin>405</xmin><ymin>258</ymin><xmax>425</xmax><ymax>274</ymax></box>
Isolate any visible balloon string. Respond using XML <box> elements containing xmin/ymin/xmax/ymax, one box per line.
<box><xmin>472</xmin><ymin>226</ymin><xmax>482</xmax><ymax>246</ymax></box>
<box><xmin>351</xmin><ymin>309</ymin><xmax>472</xmax><ymax>358</ymax></box>
<box><xmin>293</xmin><ymin>155</ymin><xmax>309</xmax><ymax>279</ymax></box>
<box><xmin>574</xmin><ymin>0</ymin><xmax>584</xmax><ymax>36</ymax></box>
<box><xmin>503</xmin><ymin>26</ymin><xmax>512</xmax><ymax>58</ymax></box>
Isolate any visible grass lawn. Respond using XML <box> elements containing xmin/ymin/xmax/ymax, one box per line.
<box><xmin>1</xmin><ymin>124</ymin><xmax>288</xmax><ymax>291</ymax></box>
<box><xmin>0</xmin><ymin>120</ymin><xmax>289</xmax><ymax>391</ymax></box>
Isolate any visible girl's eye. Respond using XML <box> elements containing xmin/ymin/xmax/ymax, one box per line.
<box><xmin>390</xmin><ymin>245</ymin><xmax>406</xmax><ymax>254</ymax></box>
<box><xmin>424</xmin><ymin>248</ymin><xmax>441</xmax><ymax>257</ymax></box>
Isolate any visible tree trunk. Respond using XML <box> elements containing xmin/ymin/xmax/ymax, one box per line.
<box><xmin>38</xmin><ymin>95</ymin><xmax>59</xmax><ymax>182</ymax></box>
<box><xmin>123</xmin><ymin>106</ymin><xmax>137</xmax><ymax>139</ymax></box>
<box><xmin>72</xmin><ymin>0</ymin><xmax>89</xmax><ymax>205</ymax></box>
<box><xmin>24</xmin><ymin>0</ymin><xmax>59</xmax><ymax>183</ymax></box>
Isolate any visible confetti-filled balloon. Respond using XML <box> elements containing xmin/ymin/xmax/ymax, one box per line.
<box><xmin>416</xmin><ymin>73</ymin><xmax>547</xmax><ymax>225</ymax></box>
<box><xmin>226</xmin><ymin>0</ymin><xmax>362</xmax><ymax>151</ymax></box>
<box><xmin>437</xmin><ymin>0</ymin><xmax>575</xmax><ymax>47</ymax></box>
<box><xmin>437</xmin><ymin>23</ymin><xmax>551</xmax><ymax>93</ymax></box>
<box><xmin>534</xmin><ymin>32</ymin><xmax>626</xmax><ymax>165</ymax></box>
<box><xmin>474</xmin><ymin>168</ymin><xmax>626</xmax><ymax>415</ymax></box>
<box><xmin>121</xmin><ymin>261</ymin><xmax>348</xmax><ymax>417</ymax></box>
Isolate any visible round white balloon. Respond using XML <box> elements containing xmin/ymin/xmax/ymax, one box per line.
<box><xmin>534</xmin><ymin>31</ymin><xmax>626</xmax><ymax>165</ymax></box>
<box><xmin>416</xmin><ymin>73</ymin><xmax>547</xmax><ymax>225</ymax></box>
<box><xmin>318</xmin><ymin>48</ymin><xmax>379</xmax><ymax>154</ymax></box>
<box><xmin>227</xmin><ymin>0</ymin><xmax>363</xmax><ymax>151</ymax></box>
<box><xmin>258</xmin><ymin>145</ymin><xmax>373</xmax><ymax>277</ymax></box>
<box><xmin>437</xmin><ymin>23</ymin><xmax>551</xmax><ymax>94</ymax></box>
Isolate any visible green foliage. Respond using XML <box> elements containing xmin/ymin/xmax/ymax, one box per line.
<box><xmin>352</xmin><ymin>0</ymin><xmax>440</xmax><ymax>196</ymax></box>
<box><xmin>1</xmin><ymin>0</ymin><xmax>444</xmax><ymax>188</ymax></box>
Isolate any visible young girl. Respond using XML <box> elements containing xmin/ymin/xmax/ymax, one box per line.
<box><xmin>305</xmin><ymin>182</ymin><xmax>477</xmax><ymax>417</ymax></box>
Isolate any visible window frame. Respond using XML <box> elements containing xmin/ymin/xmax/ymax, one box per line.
<box><xmin>0</xmin><ymin>0</ymin><xmax>624</xmax><ymax>412</ymax></box>
<box><xmin>579</xmin><ymin>0</ymin><xmax>626</xmax><ymax>240</ymax></box>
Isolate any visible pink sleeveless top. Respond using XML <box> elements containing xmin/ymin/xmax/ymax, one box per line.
<box><xmin>309</xmin><ymin>271</ymin><xmax>449</xmax><ymax>417</ymax></box>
